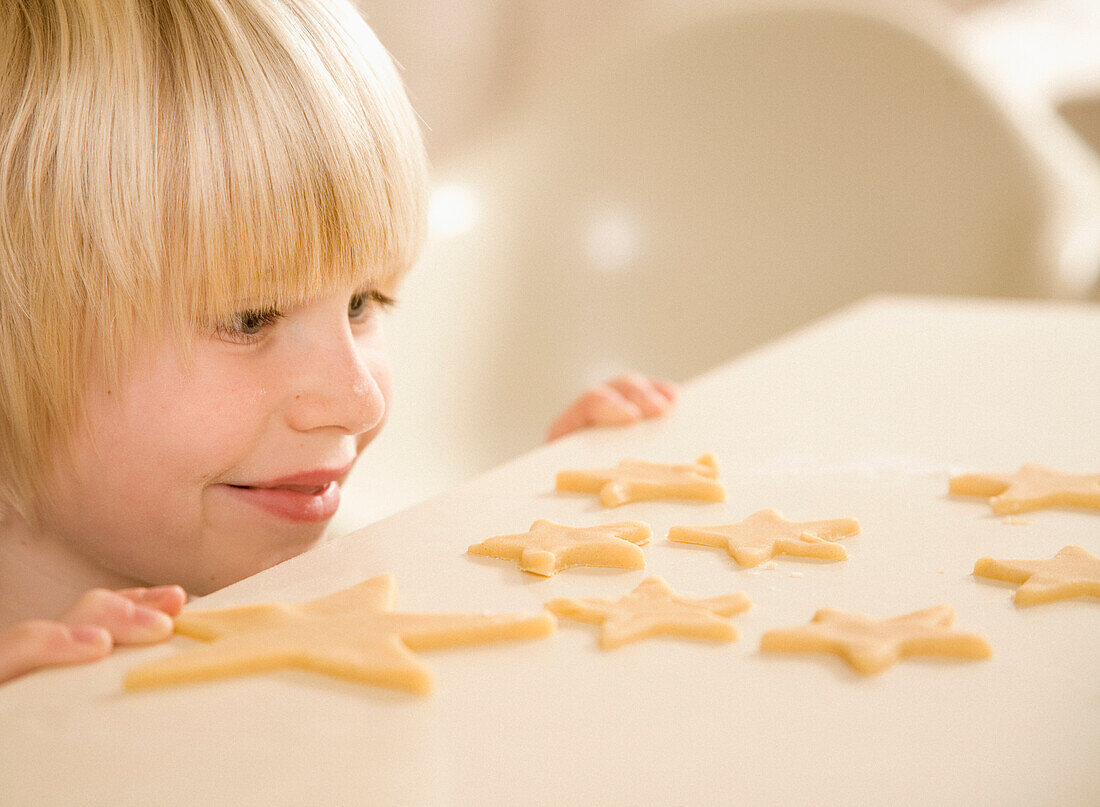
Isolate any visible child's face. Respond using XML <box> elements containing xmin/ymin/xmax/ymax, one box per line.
<box><xmin>36</xmin><ymin>283</ymin><xmax>394</xmax><ymax>595</ymax></box>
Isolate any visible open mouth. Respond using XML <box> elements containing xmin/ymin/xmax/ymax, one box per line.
<box><xmin>228</xmin><ymin>484</ymin><xmax>327</xmax><ymax>496</ymax></box>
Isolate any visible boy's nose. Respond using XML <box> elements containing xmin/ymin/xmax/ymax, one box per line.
<box><xmin>285</xmin><ymin>333</ymin><xmax>387</xmax><ymax>436</ymax></box>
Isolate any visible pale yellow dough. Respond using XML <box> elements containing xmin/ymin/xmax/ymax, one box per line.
<box><xmin>124</xmin><ymin>575</ymin><xmax>556</xmax><ymax>694</ymax></box>
<box><xmin>760</xmin><ymin>605</ymin><xmax>991</xmax><ymax>675</ymax></box>
<box><xmin>949</xmin><ymin>464</ymin><xmax>1100</xmax><ymax>514</ymax></box>
<box><xmin>668</xmin><ymin>508</ymin><xmax>861</xmax><ymax>568</ymax></box>
<box><xmin>973</xmin><ymin>545</ymin><xmax>1100</xmax><ymax>606</ymax></box>
<box><xmin>555</xmin><ymin>453</ymin><xmax>725</xmax><ymax>507</ymax></box>
<box><xmin>546</xmin><ymin>576</ymin><xmax>752</xmax><ymax>648</ymax></box>
<box><xmin>468</xmin><ymin>520</ymin><xmax>651</xmax><ymax>576</ymax></box>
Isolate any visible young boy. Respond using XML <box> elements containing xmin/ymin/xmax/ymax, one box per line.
<box><xmin>0</xmin><ymin>0</ymin><xmax>674</xmax><ymax>684</ymax></box>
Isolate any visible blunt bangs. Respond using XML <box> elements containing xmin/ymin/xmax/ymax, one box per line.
<box><xmin>158</xmin><ymin>0</ymin><xmax>428</xmax><ymax>329</ymax></box>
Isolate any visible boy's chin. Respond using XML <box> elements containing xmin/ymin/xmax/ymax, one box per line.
<box><xmin>185</xmin><ymin>520</ymin><xmax>330</xmax><ymax>595</ymax></box>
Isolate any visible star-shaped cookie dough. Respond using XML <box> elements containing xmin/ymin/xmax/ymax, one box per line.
<box><xmin>468</xmin><ymin>520</ymin><xmax>651</xmax><ymax>576</ymax></box>
<box><xmin>124</xmin><ymin>575</ymin><xmax>555</xmax><ymax>694</ymax></box>
<box><xmin>667</xmin><ymin>508</ymin><xmax>861</xmax><ymax>568</ymax></box>
<box><xmin>760</xmin><ymin>605</ymin><xmax>991</xmax><ymax>675</ymax></box>
<box><xmin>949</xmin><ymin>464</ymin><xmax>1100</xmax><ymax>514</ymax></box>
<box><xmin>973</xmin><ymin>545</ymin><xmax>1100</xmax><ymax>606</ymax></box>
<box><xmin>545</xmin><ymin>576</ymin><xmax>752</xmax><ymax>648</ymax></box>
<box><xmin>555</xmin><ymin>453</ymin><xmax>725</xmax><ymax>507</ymax></box>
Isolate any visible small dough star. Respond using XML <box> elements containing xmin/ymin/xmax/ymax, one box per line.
<box><xmin>555</xmin><ymin>453</ymin><xmax>725</xmax><ymax>507</ymax></box>
<box><xmin>546</xmin><ymin>576</ymin><xmax>752</xmax><ymax>648</ymax></box>
<box><xmin>124</xmin><ymin>575</ymin><xmax>555</xmax><ymax>694</ymax></box>
<box><xmin>949</xmin><ymin>464</ymin><xmax>1100</xmax><ymax>514</ymax></box>
<box><xmin>468</xmin><ymin>520</ymin><xmax>652</xmax><ymax>576</ymax></box>
<box><xmin>761</xmin><ymin>605</ymin><xmax>991</xmax><ymax>675</ymax></box>
<box><xmin>668</xmin><ymin>509</ymin><xmax>861</xmax><ymax>568</ymax></box>
<box><xmin>973</xmin><ymin>545</ymin><xmax>1100</xmax><ymax>606</ymax></box>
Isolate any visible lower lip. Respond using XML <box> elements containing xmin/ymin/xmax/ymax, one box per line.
<box><xmin>221</xmin><ymin>481</ymin><xmax>341</xmax><ymax>522</ymax></box>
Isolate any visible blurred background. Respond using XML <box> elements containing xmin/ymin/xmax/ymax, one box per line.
<box><xmin>334</xmin><ymin>0</ymin><xmax>1100</xmax><ymax>533</ymax></box>
<box><xmin>360</xmin><ymin>0</ymin><xmax>1100</xmax><ymax>165</ymax></box>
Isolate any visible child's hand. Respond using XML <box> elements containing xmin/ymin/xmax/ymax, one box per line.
<box><xmin>0</xmin><ymin>585</ymin><xmax>186</xmax><ymax>685</ymax></box>
<box><xmin>547</xmin><ymin>373</ymin><xmax>678</xmax><ymax>441</ymax></box>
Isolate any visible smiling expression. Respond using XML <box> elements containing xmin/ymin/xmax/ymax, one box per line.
<box><xmin>36</xmin><ymin>283</ymin><xmax>394</xmax><ymax>594</ymax></box>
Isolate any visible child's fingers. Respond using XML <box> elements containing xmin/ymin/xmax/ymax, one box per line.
<box><xmin>0</xmin><ymin>620</ymin><xmax>112</xmax><ymax>684</ymax></box>
<box><xmin>546</xmin><ymin>373</ymin><xmax>677</xmax><ymax>442</ymax></box>
<box><xmin>547</xmin><ymin>386</ymin><xmax>641</xmax><ymax>441</ymax></box>
<box><xmin>547</xmin><ymin>407</ymin><xmax>586</xmax><ymax>441</ymax></box>
<box><xmin>0</xmin><ymin>586</ymin><xmax>184</xmax><ymax>684</ymax></box>
<box><xmin>651</xmin><ymin>378</ymin><xmax>678</xmax><ymax>403</ymax></box>
<box><xmin>607</xmin><ymin>374</ymin><xmax>675</xmax><ymax>417</ymax></box>
<box><xmin>115</xmin><ymin>585</ymin><xmax>188</xmax><ymax>618</ymax></box>
<box><xmin>547</xmin><ymin>394</ymin><xmax>596</xmax><ymax>440</ymax></box>
<box><xmin>60</xmin><ymin>588</ymin><xmax>176</xmax><ymax>645</ymax></box>
<box><xmin>587</xmin><ymin>385</ymin><xmax>643</xmax><ymax>425</ymax></box>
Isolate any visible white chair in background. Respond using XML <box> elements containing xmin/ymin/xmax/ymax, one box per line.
<box><xmin>335</xmin><ymin>0</ymin><xmax>1100</xmax><ymax>532</ymax></box>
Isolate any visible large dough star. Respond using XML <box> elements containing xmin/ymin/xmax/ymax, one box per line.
<box><xmin>667</xmin><ymin>508</ymin><xmax>861</xmax><ymax>568</ymax></box>
<box><xmin>555</xmin><ymin>453</ymin><xmax>725</xmax><ymax>507</ymax></box>
<box><xmin>760</xmin><ymin>604</ymin><xmax>992</xmax><ymax>675</ymax></box>
<box><xmin>468</xmin><ymin>520</ymin><xmax>651</xmax><ymax>576</ymax></box>
<box><xmin>973</xmin><ymin>545</ymin><xmax>1100</xmax><ymax>606</ymax></box>
<box><xmin>546</xmin><ymin>576</ymin><xmax>752</xmax><ymax>648</ymax></box>
<box><xmin>124</xmin><ymin>575</ymin><xmax>555</xmax><ymax>694</ymax></box>
<box><xmin>949</xmin><ymin>464</ymin><xmax>1100</xmax><ymax>514</ymax></box>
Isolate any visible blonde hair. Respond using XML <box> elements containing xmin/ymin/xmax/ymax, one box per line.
<box><xmin>0</xmin><ymin>0</ymin><xmax>428</xmax><ymax>518</ymax></box>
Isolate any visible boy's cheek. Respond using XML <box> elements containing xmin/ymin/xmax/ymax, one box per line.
<box><xmin>35</xmin><ymin>478</ymin><xmax>198</xmax><ymax>584</ymax></box>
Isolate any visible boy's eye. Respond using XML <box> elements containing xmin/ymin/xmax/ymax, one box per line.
<box><xmin>349</xmin><ymin>290</ymin><xmax>396</xmax><ymax>321</ymax></box>
<box><xmin>218</xmin><ymin>308</ymin><xmax>284</xmax><ymax>341</ymax></box>
<box><xmin>347</xmin><ymin>292</ymin><xmax>370</xmax><ymax>320</ymax></box>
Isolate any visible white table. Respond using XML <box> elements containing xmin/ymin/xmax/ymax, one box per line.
<box><xmin>2</xmin><ymin>295</ymin><xmax>1097</xmax><ymax>806</ymax></box>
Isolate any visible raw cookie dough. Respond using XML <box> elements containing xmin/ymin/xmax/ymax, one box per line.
<box><xmin>555</xmin><ymin>453</ymin><xmax>725</xmax><ymax>507</ymax></box>
<box><xmin>668</xmin><ymin>509</ymin><xmax>861</xmax><ymax>568</ymax></box>
<box><xmin>760</xmin><ymin>605</ymin><xmax>991</xmax><ymax>675</ymax></box>
<box><xmin>973</xmin><ymin>545</ymin><xmax>1100</xmax><ymax>605</ymax></box>
<box><xmin>546</xmin><ymin>576</ymin><xmax>752</xmax><ymax>648</ymax></box>
<box><xmin>949</xmin><ymin>464</ymin><xmax>1100</xmax><ymax>514</ymax></box>
<box><xmin>468</xmin><ymin>520</ymin><xmax>651</xmax><ymax>576</ymax></box>
<box><xmin>124</xmin><ymin>575</ymin><xmax>556</xmax><ymax>694</ymax></box>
